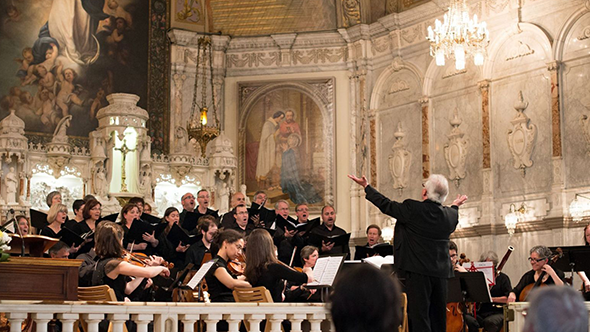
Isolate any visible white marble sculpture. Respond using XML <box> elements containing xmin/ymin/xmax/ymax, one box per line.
<box><xmin>507</xmin><ymin>91</ymin><xmax>537</xmax><ymax>176</ymax></box>
<box><xmin>444</xmin><ymin>108</ymin><xmax>469</xmax><ymax>187</ymax></box>
<box><xmin>5</xmin><ymin>167</ymin><xmax>18</xmax><ymax>205</ymax></box>
<box><xmin>388</xmin><ymin>122</ymin><xmax>412</xmax><ymax>192</ymax></box>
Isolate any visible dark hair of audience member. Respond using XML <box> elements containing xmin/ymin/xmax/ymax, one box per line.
<box><xmin>49</xmin><ymin>241</ymin><xmax>70</xmax><ymax>256</ymax></box>
<box><xmin>95</xmin><ymin>221</ymin><xmax>125</xmax><ymax>259</ymax></box>
<box><xmin>82</xmin><ymin>199</ymin><xmax>101</xmax><ymax>220</ymax></box>
<box><xmin>330</xmin><ymin>264</ymin><xmax>402</xmax><ymax>332</ymax></box>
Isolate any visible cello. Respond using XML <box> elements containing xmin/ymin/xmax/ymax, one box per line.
<box><xmin>518</xmin><ymin>248</ymin><xmax>562</xmax><ymax>301</ymax></box>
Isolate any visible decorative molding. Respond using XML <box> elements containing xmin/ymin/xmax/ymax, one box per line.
<box><xmin>577</xmin><ymin>26</ymin><xmax>590</xmax><ymax>41</ymax></box>
<box><xmin>388</xmin><ymin>80</ymin><xmax>410</xmax><ymax>94</ymax></box>
<box><xmin>505</xmin><ymin>41</ymin><xmax>535</xmax><ymax>61</ymax></box>
<box><xmin>507</xmin><ymin>91</ymin><xmax>537</xmax><ymax>177</ymax></box>
<box><xmin>226</xmin><ymin>52</ymin><xmax>280</xmax><ymax>68</ymax></box>
<box><xmin>400</xmin><ymin>24</ymin><xmax>422</xmax><ymax>45</ymax></box>
<box><xmin>388</xmin><ymin>122</ymin><xmax>412</xmax><ymax>192</ymax></box>
<box><xmin>444</xmin><ymin>109</ymin><xmax>469</xmax><ymax>187</ymax></box>
<box><xmin>581</xmin><ymin>112</ymin><xmax>590</xmax><ymax>154</ymax></box>
<box><xmin>292</xmin><ymin>48</ymin><xmax>348</xmax><ymax>65</ymax></box>
<box><xmin>443</xmin><ymin>68</ymin><xmax>467</xmax><ymax>79</ymax></box>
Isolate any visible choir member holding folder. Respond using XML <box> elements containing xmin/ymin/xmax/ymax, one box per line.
<box><xmin>157</xmin><ymin>207</ymin><xmax>191</xmax><ymax>271</ymax></box>
<box><xmin>309</xmin><ymin>206</ymin><xmax>350</xmax><ymax>258</ymax></box>
<box><xmin>354</xmin><ymin>224</ymin><xmax>393</xmax><ymax>260</ymax></box>
<box><xmin>39</xmin><ymin>204</ymin><xmax>68</xmax><ymax>238</ymax></box>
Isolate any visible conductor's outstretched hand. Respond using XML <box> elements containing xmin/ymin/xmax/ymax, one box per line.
<box><xmin>452</xmin><ymin>194</ymin><xmax>468</xmax><ymax>207</ymax></box>
<box><xmin>348</xmin><ymin>174</ymin><xmax>368</xmax><ymax>188</ymax></box>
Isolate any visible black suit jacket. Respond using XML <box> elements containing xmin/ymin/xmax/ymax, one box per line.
<box><xmin>365</xmin><ymin>185</ymin><xmax>458</xmax><ymax>278</ymax></box>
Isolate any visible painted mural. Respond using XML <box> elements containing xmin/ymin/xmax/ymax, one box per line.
<box><xmin>245</xmin><ymin>89</ymin><xmax>325</xmax><ymax>206</ymax></box>
<box><xmin>0</xmin><ymin>0</ymin><xmax>148</xmax><ymax>137</ymax></box>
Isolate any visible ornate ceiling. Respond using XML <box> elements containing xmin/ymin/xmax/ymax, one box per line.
<box><xmin>206</xmin><ymin>0</ymin><xmax>432</xmax><ymax>36</ymax></box>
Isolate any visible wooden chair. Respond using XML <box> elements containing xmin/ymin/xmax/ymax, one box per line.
<box><xmin>77</xmin><ymin>286</ymin><xmax>128</xmax><ymax>332</ymax></box>
<box><xmin>399</xmin><ymin>292</ymin><xmax>408</xmax><ymax>332</ymax></box>
<box><xmin>233</xmin><ymin>287</ymin><xmax>282</xmax><ymax>332</ymax></box>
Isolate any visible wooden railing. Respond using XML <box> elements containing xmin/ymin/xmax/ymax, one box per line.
<box><xmin>0</xmin><ymin>301</ymin><xmax>331</xmax><ymax>332</ymax></box>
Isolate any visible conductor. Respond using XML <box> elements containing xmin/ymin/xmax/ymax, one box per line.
<box><xmin>349</xmin><ymin>174</ymin><xmax>467</xmax><ymax>332</ymax></box>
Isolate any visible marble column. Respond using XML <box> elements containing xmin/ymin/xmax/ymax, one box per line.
<box><xmin>419</xmin><ymin>97</ymin><xmax>430</xmax><ymax>179</ymax></box>
<box><xmin>547</xmin><ymin>61</ymin><xmax>567</xmax><ymax>217</ymax></box>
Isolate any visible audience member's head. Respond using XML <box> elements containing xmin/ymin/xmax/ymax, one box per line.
<box><xmin>330</xmin><ymin>264</ymin><xmax>402</xmax><ymax>332</ymax></box>
<box><xmin>49</xmin><ymin>241</ymin><xmax>70</xmax><ymax>259</ymax></box>
<box><xmin>523</xmin><ymin>286</ymin><xmax>588</xmax><ymax>332</ymax></box>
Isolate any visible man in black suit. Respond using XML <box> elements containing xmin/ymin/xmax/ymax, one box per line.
<box><xmin>349</xmin><ymin>173</ymin><xmax>467</xmax><ymax>332</ymax></box>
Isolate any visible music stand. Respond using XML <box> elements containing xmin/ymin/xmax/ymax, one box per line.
<box><xmin>549</xmin><ymin>246</ymin><xmax>590</xmax><ymax>281</ymax></box>
<box><xmin>7</xmin><ymin>234</ymin><xmax>58</xmax><ymax>257</ymax></box>
<box><xmin>447</xmin><ymin>272</ymin><xmax>492</xmax><ymax>304</ymax></box>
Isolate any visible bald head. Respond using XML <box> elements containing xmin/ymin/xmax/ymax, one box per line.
<box><xmin>231</xmin><ymin>192</ymin><xmax>246</xmax><ymax>209</ymax></box>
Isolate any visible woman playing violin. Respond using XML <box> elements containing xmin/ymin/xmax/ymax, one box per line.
<box><xmin>507</xmin><ymin>245</ymin><xmax>565</xmax><ymax>302</ymax></box>
<box><xmin>204</xmin><ymin>229</ymin><xmax>251</xmax><ymax>302</ymax></box>
<box><xmin>244</xmin><ymin>229</ymin><xmax>314</xmax><ymax>303</ymax></box>
<box><xmin>91</xmin><ymin>221</ymin><xmax>170</xmax><ymax>301</ymax></box>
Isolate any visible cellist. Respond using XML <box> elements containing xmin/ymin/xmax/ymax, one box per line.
<box><xmin>507</xmin><ymin>245</ymin><xmax>565</xmax><ymax>302</ymax></box>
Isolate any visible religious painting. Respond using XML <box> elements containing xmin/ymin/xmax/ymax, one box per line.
<box><xmin>242</xmin><ymin>86</ymin><xmax>333</xmax><ymax>208</ymax></box>
<box><xmin>0</xmin><ymin>0</ymin><xmax>149</xmax><ymax>139</ymax></box>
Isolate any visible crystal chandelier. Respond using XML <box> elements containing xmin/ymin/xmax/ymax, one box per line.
<box><xmin>426</xmin><ymin>0</ymin><xmax>490</xmax><ymax>70</ymax></box>
<box><xmin>187</xmin><ymin>36</ymin><xmax>220</xmax><ymax>158</ymax></box>
<box><xmin>504</xmin><ymin>203</ymin><xmax>526</xmax><ymax>236</ymax></box>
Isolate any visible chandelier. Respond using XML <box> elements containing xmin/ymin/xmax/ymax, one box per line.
<box><xmin>504</xmin><ymin>203</ymin><xmax>526</xmax><ymax>236</ymax></box>
<box><xmin>426</xmin><ymin>0</ymin><xmax>490</xmax><ymax>70</ymax></box>
<box><xmin>187</xmin><ymin>36</ymin><xmax>220</xmax><ymax>158</ymax></box>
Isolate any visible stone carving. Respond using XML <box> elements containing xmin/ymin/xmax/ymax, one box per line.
<box><xmin>292</xmin><ymin>48</ymin><xmax>347</xmax><ymax>65</ymax></box>
<box><xmin>388</xmin><ymin>80</ymin><xmax>410</xmax><ymax>94</ymax></box>
<box><xmin>227</xmin><ymin>52</ymin><xmax>279</xmax><ymax>68</ymax></box>
<box><xmin>443</xmin><ymin>67</ymin><xmax>467</xmax><ymax>79</ymax></box>
<box><xmin>240</xmin><ymin>184</ymin><xmax>251</xmax><ymax>206</ymax></box>
<box><xmin>174</xmin><ymin>126</ymin><xmax>189</xmax><ymax>153</ymax></box>
<box><xmin>138</xmin><ymin>166</ymin><xmax>152</xmax><ymax>198</ymax></box>
<box><xmin>444</xmin><ymin>108</ymin><xmax>469</xmax><ymax>187</ymax></box>
<box><xmin>93</xmin><ymin>163</ymin><xmax>108</xmax><ymax>198</ymax></box>
<box><xmin>371</xmin><ymin>36</ymin><xmax>390</xmax><ymax>54</ymax></box>
<box><xmin>581</xmin><ymin>112</ymin><xmax>590</xmax><ymax>154</ymax></box>
<box><xmin>342</xmin><ymin>0</ymin><xmax>361</xmax><ymax>27</ymax></box>
<box><xmin>5</xmin><ymin>167</ymin><xmax>18</xmax><ymax>205</ymax></box>
<box><xmin>505</xmin><ymin>41</ymin><xmax>535</xmax><ymax>61</ymax></box>
<box><xmin>401</xmin><ymin>24</ymin><xmax>422</xmax><ymax>45</ymax></box>
<box><xmin>218</xmin><ymin>182</ymin><xmax>229</xmax><ymax>214</ymax></box>
<box><xmin>388</xmin><ymin>122</ymin><xmax>412</xmax><ymax>192</ymax></box>
<box><xmin>51</xmin><ymin>115</ymin><xmax>72</xmax><ymax>144</ymax></box>
<box><xmin>507</xmin><ymin>91</ymin><xmax>537</xmax><ymax>176</ymax></box>
<box><xmin>578</xmin><ymin>26</ymin><xmax>590</xmax><ymax>41</ymax></box>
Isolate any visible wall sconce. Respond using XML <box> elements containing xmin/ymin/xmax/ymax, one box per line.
<box><xmin>504</xmin><ymin>203</ymin><xmax>526</xmax><ymax>236</ymax></box>
<box><xmin>382</xmin><ymin>218</ymin><xmax>395</xmax><ymax>244</ymax></box>
<box><xmin>569</xmin><ymin>194</ymin><xmax>590</xmax><ymax>222</ymax></box>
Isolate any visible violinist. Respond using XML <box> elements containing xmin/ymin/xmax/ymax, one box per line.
<box><xmin>284</xmin><ymin>245</ymin><xmax>320</xmax><ymax>302</ymax></box>
<box><xmin>449</xmin><ymin>241</ymin><xmax>468</xmax><ymax>273</ymax></box>
<box><xmin>576</xmin><ymin>223</ymin><xmax>590</xmax><ymax>300</ymax></box>
<box><xmin>204</xmin><ymin>229</ymin><xmax>251</xmax><ymax>302</ymax></box>
<box><xmin>155</xmin><ymin>207</ymin><xmax>189</xmax><ymax>271</ymax></box>
<box><xmin>463</xmin><ymin>251</ymin><xmax>512</xmax><ymax>332</ymax></box>
<box><xmin>184</xmin><ymin>215</ymin><xmax>218</xmax><ymax>270</ymax></box>
<box><xmin>244</xmin><ymin>228</ymin><xmax>314</xmax><ymax>303</ymax></box>
<box><xmin>91</xmin><ymin>221</ymin><xmax>170</xmax><ymax>301</ymax></box>
<box><xmin>507</xmin><ymin>245</ymin><xmax>565</xmax><ymax>302</ymax></box>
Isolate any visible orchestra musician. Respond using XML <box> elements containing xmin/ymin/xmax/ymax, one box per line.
<box><xmin>91</xmin><ymin>221</ymin><xmax>170</xmax><ymax>301</ymax></box>
<box><xmin>507</xmin><ymin>245</ymin><xmax>565</xmax><ymax>302</ymax></box>
<box><xmin>244</xmin><ymin>228</ymin><xmax>314</xmax><ymax>302</ymax></box>
<box><xmin>204</xmin><ymin>229</ymin><xmax>251</xmax><ymax>302</ymax></box>
<box><xmin>576</xmin><ymin>222</ymin><xmax>590</xmax><ymax>301</ymax></box>
<box><xmin>349</xmin><ymin>173</ymin><xmax>467</xmax><ymax>332</ymax></box>
<box><xmin>462</xmin><ymin>250</ymin><xmax>512</xmax><ymax>332</ymax></box>
<box><xmin>184</xmin><ymin>215</ymin><xmax>218</xmax><ymax>270</ymax></box>
<box><xmin>284</xmin><ymin>245</ymin><xmax>320</xmax><ymax>302</ymax></box>
<box><xmin>449</xmin><ymin>241</ymin><xmax>467</xmax><ymax>273</ymax></box>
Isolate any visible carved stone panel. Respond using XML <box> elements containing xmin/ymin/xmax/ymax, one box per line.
<box><xmin>388</xmin><ymin>122</ymin><xmax>412</xmax><ymax>191</ymax></box>
<box><xmin>507</xmin><ymin>91</ymin><xmax>537</xmax><ymax>176</ymax></box>
<box><xmin>444</xmin><ymin>109</ymin><xmax>469</xmax><ymax>187</ymax></box>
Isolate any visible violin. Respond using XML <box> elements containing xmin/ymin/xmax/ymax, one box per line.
<box><xmin>123</xmin><ymin>251</ymin><xmax>175</xmax><ymax>269</ymax></box>
<box><xmin>228</xmin><ymin>252</ymin><xmax>246</xmax><ymax>276</ymax></box>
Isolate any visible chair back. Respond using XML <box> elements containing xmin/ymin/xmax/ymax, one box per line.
<box><xmin>233</xmin><ymin>286</ymin><xmax>274</xmax><ymax>303</ymax></box>
<box><xmin>399</xmin><ymin>292</ymin><xmax>408</xmax><ymax>332</ymax></box>
<box><xmin>78</xmin><ymin>285</ymin><xmax>117</xmax><ymax>302</ymax></box>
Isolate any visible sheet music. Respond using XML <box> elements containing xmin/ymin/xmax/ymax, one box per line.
<box><xmin>462</xmin><ymin>261</ymin><xmax>495</xmax><ymax>286</ymax></box>
<box><xmin>187</xmin><ymin>260</ymin><xmax>216</xmax><ymax>289</ymax></box>
<box><xmin>363</xmin><ymin>255</ymin><xmax>394</xmax><ymax>268</ymax></box>
<box><xmin>307</xmin><ymin>256</ymin><xmax>344</xmax><ymax>286</ymax></box>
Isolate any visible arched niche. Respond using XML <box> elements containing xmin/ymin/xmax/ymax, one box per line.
<box><xmin>487</xmin><ymin>23</ymin><xmax>554</xmax><ymax>196</ymax></box>
<box><xmin>555</xmin><ymin>8</ymin><xmax>590</xmax><ymax>188</ymax></box>
<box><xmin>369</xmin><ymin>62</ymin><xmax>423</xmax><ymax>199</ymax></box>
<box><xmin>238</xmin><ymin>80</ymin><xmax>335</xmax><ymax>208</ymax></box>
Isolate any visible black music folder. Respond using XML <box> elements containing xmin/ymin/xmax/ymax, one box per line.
<box><xmin>308</xmin><ymin>232</ymin><xmax>351</xmax><ymax>248</ymax></box>
<box><xmin>354</xmin><ymin>243</ymin><xmax>394</xmax><ymax>259</ymax></box>
<box><xmin>248</xmin><ymin>202</ymin><xmax>276</xmax><ymax>227</ymax></box>
<box><xmin>167</xmin><ymin>223</ymin><xmax>201</xmax><ymax>247</ymax></box>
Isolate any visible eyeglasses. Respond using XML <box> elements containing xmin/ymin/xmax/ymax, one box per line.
<box><xmin>183</xmin><ymin>196</ymin><xmax>195</xmax><ymax>200</ymax></box>
<box><xmin>528</xmin><ymin>257</ymin><xmax>546</xmax><ymax>263</ymax></box>
<box><xmin>450</xmin><ymin>254</ymin><xmax>458</xmax><ymax>258</ymax></box>
<box><xmin>90</xmin><ymin>207</ymin><xmax>102</xmax><ymax>211</ymax></box>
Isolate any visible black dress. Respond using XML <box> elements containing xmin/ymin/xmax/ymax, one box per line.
<box><xmin>39</xmin><ymin>225</ymin><xmax>61</xmax><ymax>238</ymax></box>
<box><xmin>253</xmin><ymin>262</ymin><xmax>308</xmax><ymax>302</ymax></box>
<box><xmin>511</xmin><ymin>268</ymin><xmax>566</xmax><ymax>300</ymax></box>
<box><xmin>91</xmin><ymin>257</ymin><xmax>127</xmax><ymax>301</ymax></box>
<box><xmin>204</xmin><ymin>256</ymin><xmax>237</xmax><ymax>302</ymax></box>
